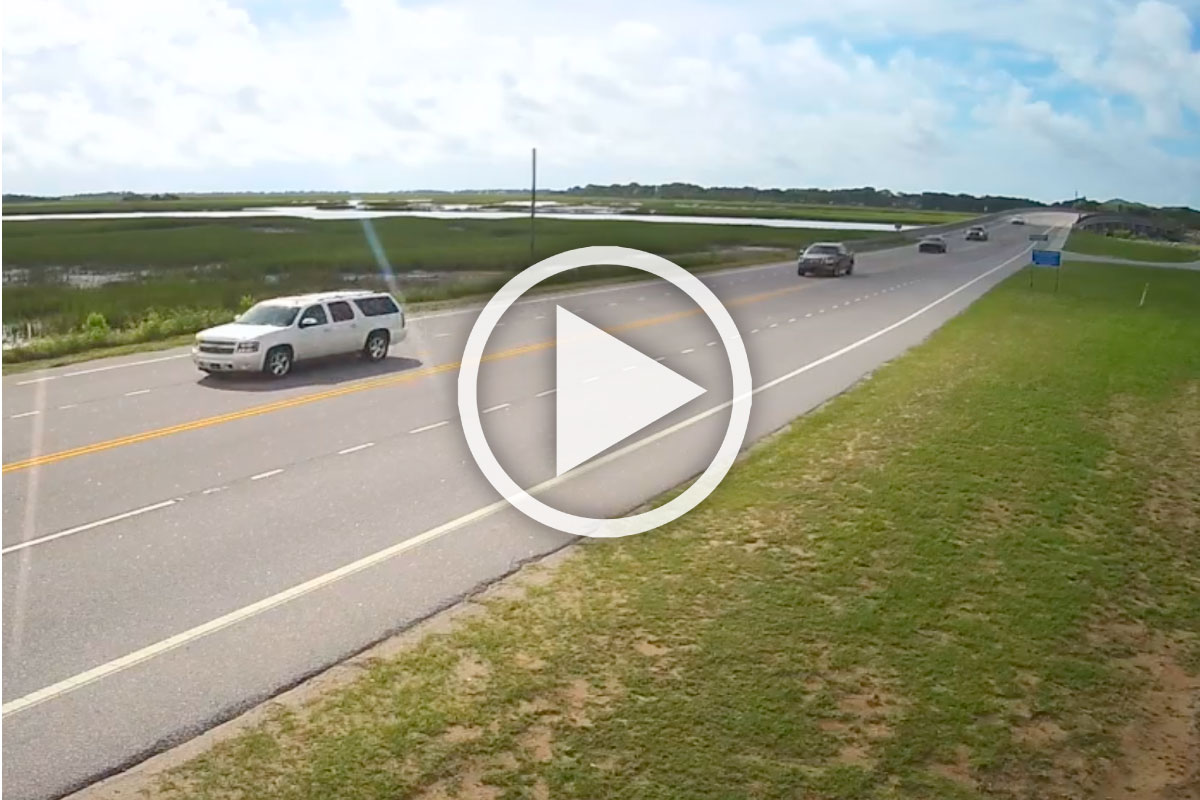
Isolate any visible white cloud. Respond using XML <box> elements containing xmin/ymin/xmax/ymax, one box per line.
<box><xmin>2</xmin><ymin>0</ymin><xmax>1197</xmax><ymax>205</ymax></box>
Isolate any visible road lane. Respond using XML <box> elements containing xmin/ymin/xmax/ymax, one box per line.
<box><xmin>1</xmin><ymin>215</ymin><xmax>1072</xmax><ymax>799</ymax></box>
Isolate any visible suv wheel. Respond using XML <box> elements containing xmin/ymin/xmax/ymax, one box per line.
<box><xmin>364</xmin><ymin>329</ymin><xmax>390</xmax><ymax>362</ymax></box>
<box><xmin>264</xmin><ymin>346</ymin><xmax>293</xmax><ymax>378</ymax></box>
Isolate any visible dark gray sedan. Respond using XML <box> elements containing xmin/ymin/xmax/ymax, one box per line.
<box><xmin>798</xmin><ymin>242</ymin><xmax>855</xmax><ymax>277</ymax></box>
<box><xmin>918</xmin><ymin>235</ymin><xmax>948</xmax><ymax>254</ymax></box>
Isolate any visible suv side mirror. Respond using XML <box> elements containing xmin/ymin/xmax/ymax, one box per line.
<box><xmin>299</xmin><ymin>317</ymin><xmax>319</xmax><ymax>328</ymax></box>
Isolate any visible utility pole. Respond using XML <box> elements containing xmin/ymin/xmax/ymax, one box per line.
<box><xmin>530</xmin><ymin>147</ymin><xmax>537</xmax><ymax>264</ymax></box>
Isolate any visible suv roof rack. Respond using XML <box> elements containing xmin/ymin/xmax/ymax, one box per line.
<box><xmin>271</xmin><ymin>289</ymin><xmax>383</xmax><ymax>306</ymax></box>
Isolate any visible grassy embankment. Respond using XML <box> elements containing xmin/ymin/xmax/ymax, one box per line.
<box><xmin>139</xmin><ymin>261</ymin><xmax>1200</xmax><ymax>799</ymax></box>
<box><xmin>3</xmin><ymin>217</ymin><xmax>881</xmax><ymax>367</ymax></box>
<box><xmin>1066</xmin><ymin>230</ymin><xmax>1200</xmax><ymax>263</ymax></box>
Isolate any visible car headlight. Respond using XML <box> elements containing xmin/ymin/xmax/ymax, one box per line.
<box><xmin>236</xmin><ymin>341</ymin><xmax>260</xmax><ymax>353</ymax></box>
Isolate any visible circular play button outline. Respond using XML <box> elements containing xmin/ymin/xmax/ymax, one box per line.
<box><xmin>457</xmin><ymin>246</ymin><xmax>752</xmax><ymax>538</ymax></box>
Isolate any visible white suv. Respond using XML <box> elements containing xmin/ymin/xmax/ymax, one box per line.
<box><xmin>193</xmin><ymin>290</ymin><xmax>407</xmax><ymax>377</ymax></box>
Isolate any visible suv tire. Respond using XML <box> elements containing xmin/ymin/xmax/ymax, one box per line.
<box><xmin>264</xmin><ymin>345</ymin><xmax>293</xmax><ymax>378</ymax></box>
<box><xmin>364</xmin><ymin>329</ymin><xmax>390</xmax><ymax>362</ymax></box>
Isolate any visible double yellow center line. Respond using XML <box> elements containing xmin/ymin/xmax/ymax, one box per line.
<box><xmin>3</xmin><ymin>282</ymin><xmax>806</xmax><ymax>474</ymax></box>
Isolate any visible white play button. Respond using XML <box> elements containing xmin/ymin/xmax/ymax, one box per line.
<box><xmin>556</xmin><ymin>306</ymin><xmax>705</xmax><ymax>476</ymax></box>
<box><xmin>458</xmin><ymin>246</ymin><xmax>751</xmax><ymax>538</ymax></box>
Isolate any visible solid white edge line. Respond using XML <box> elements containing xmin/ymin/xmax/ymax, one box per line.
<box><xmin>0</xmin><ymin>237</ymin><xmax>1042</xmax><ymax>718</ymax></box>
<box><xmin>337</xmin><ymin>442</ymin><xmax>375</xmax><ymax>455</ymax></box>
<box><xmin>2</xmin><ymin>500</ymin><xmax>177</xmax><ymax>555</ymax></box>
<box><xmin>409</xmin><ymin>420</ymin><xmax>450</xmax><ymax>434</ymax></box>
<box><xmin>249</xmin><ymin>468</ymin><xmax>284</xmax><ymax>481</ymax></box>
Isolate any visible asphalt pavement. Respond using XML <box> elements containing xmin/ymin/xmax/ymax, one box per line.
<box><xmin>2</xmin><ymin>213</ymin><xmax>1075</xmax><ymax>799</ymax></box>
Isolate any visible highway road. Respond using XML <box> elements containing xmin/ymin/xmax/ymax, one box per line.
<box><xmin>2</xmin><ymin>213</ymin><xmax>1073</xmax><ymax>799</ymax></box>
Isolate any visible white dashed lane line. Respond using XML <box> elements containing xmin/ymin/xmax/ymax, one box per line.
<box><xmin>482</xmin><ymin>403</ymin><xmax>510</xmax><ymax>414</ymax></box>
<box><xmin>58</xmin><ymin>404</ymin><xmax>77</xmax><ymax>410</ymax></box>
<box><xmin>250</xmin><ymin>469</ymin><xmax>284</xmax><ymax>481</ymax></box>
<box><xmin>680</xmin><ymin>348</ymin><xmax>695</xmax><ymax>354</ymax></box>
<box><xmin>535</xmin><ymin>388</ymin><xmax>558</xmax><ymax>397</ymax></box>
<box><xmin>337</xmin><ymin>442</ymin><xmax>375</xmax><ymax>455</ymax></box>
<box><xmin>124</xmin><ymin>389</ymin><xmax>151</xmax><ymax>397</ymax></box>
<box><xmin>1</xmin><ymin>499</ymin><xmax>179</xmax><ymax>555</ymax></box>
<box><xmin>409</xmin><ymin>420</ymin><xmax>450</xmax><ymax>434</ymax></box>
<box><xmin>10</xmin><ymin>411</ymin><xmax>39</xmax><ymax>419</ymax></box>
<box><xmin>583</xmin><ymin>376</ymin><xmax>600</xmax><ymax>384</ymax></box>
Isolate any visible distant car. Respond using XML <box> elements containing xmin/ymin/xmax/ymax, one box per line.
<box><xmin>918</xmin><ymin>235</ymin><xmax>948</xmax><ymax>254</ymax></box>
<box><xmin>192</xmin><ymin>290</ymin><xmax>407</xmax><ymax>378</ymax></box>
<box><xmin>965</xmin><ymin>226</ymin><xmax>989</xmax><ymax>241</ymax></box>
<box><xmin>798</xmin><ymin>242</ymin><xmax>855</xmax><ymax>277</ymax></box>
<box><xmin>1011</xmin><ymin>215</ymin><xmax>1026</xmax><ymax>225</ymax></box>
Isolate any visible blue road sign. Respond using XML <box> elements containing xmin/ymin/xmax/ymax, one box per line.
<box><xmin>1031</xmin><ymin>249</ymin><xmax>1061</xmax><ymax>267</ymax></box>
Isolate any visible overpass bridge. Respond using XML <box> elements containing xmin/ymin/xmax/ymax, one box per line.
<box><xmin>1073</xmin><ymin>212</ymin><xmax>1183</xmax><ymax>240</ymax></box>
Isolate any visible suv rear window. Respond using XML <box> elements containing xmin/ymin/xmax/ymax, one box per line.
<box><xmin>354</xmin><ymin>295</ymin><xmax>400</xmax><ymax>317</ymax></box>
<box><xmin>328</xmin><ymin>300</ymin><xmax>355</xmax><ymax>322</ymax></box>
<box><xmin>805</xmin><ymin>245</ymin><xmax>840</xmax><ymax>255</ymax></box>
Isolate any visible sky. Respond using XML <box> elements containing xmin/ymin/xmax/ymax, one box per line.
<box><xmin>3</xmin><ymin>0</ymin><xmax>1199</xmax><ymax>206</ymax></box>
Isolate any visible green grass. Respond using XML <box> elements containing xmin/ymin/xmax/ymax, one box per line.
<box><xmin>630</xmin><ymin>199</ymin><xmax>970</xmax><ymax>226</ymax></box>
<box><xmin>0</xmin><ymin>250</ymin><xmax>793</xmax><ymax>371</ymax></box>
<box><xmin>1065</xmin><ymin>230</ymin><xmax>1199</xmax><ymax>262</ymax></box>
<box><xmin>4</xmin><ymin>192</ymin><xmax>971</xmax><ymax>226</ymax></box>
<box><xmin>146</xmin><ymin>261</ymin><xmax>1200</xmax><ymax>799</ymax></box>
<box><xmin>1</xmin><ymin>333</ymin><xmax>203</xmax><ymax>374</ymax></box>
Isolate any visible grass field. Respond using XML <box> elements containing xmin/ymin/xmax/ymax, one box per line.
<box><xmin>1066</xmin><ymin>230</ymin><xmax>1200</xmax><ymax>263</ymax></box>
<box><xmin>2</xmin><ymin>217</ymin><xmax>870</xmax><ymax>363</ymax></box>
<box><xmin>3</xmin><ymin>193</ymin><xmax>971</xmax><ymax>227</ymax></box>
<box><xmin>139</xmin><ymin>261</ymin><xmax>1200</xmax><ymax>800</ymax></box>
